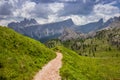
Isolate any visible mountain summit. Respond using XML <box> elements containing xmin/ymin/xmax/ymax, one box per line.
<box><xmin>8</xmin><ymin>18</ymin><xmax>74</xmax><ymax>42</ymax></box>
<box><xmin>7</xmin><ymin>16</ymin><xmax>120</xmax><ymax>42</ymax></box>
<box><xmin>75</xmin><ymin>16</ymin><xmax>120</xmax><ymax>33</ymax></box>
<box><xmin>8</xmin><ymin>18</ymin><xmax>38</xmax><ymax>28</ymax></box>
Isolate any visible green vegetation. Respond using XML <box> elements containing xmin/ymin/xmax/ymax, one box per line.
<box><xmin>46</xmin><ymin>27</ymin><xmax>120</xmax><ymax>57</ymax></box>
<box><xmin>54</xmin><ymin>46</ymin><xmax>120</xmax><ymax>80</ymax></box>
<box><xmin>47</xmin><ymin>27</ymin><xmax>120</xmax><ymax>80</ymax></box>
<box><xmin>1</xmin><ymin>24</ymin><xmax>120</xmax><ymax>80</ymax></box>
<box><xmin>0</xmin><ymin>26</ymin><xmax>56</xmax><ymax>80</ymax></box>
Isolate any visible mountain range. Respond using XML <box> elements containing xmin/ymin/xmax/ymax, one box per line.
<box><xmin>8</xmin><ymin>18</ymin><xmax>74</xmax><ymax>42</ymax></box>
<box><xmin>8</xmin><ymin>16</ymin><xmax>120</xmax><ymax>42</ymax></box>
<box><xmin>46</xmin><ymin>20</ymin><xmax>120</xmax><ymax>57</ymax></box>
<box><xmin>75</xmin><ymin>16</ymin><xmax>120</xmax><ymax>33</ymax></box>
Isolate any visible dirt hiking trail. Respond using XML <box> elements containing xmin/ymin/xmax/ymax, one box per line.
<box><xmin>33</xmin><ymin>52</ymin><xmax>63</xmax><ymax>80</ymax></box>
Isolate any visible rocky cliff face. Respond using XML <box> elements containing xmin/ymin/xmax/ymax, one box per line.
<box><xmin>7</xmin><ymin>16</ymin><xmax>120</xmax><ymax>42</ymax></box>
<box><xmin>8</xmin><ymin>18</ymin><xmax>74</xmax><ymax>42</ymax></box>
<box><xmin>8</xmin><ymin>18</ymin><xmax>38</xmax><ymax>28</ymax></box>
<box><xmin>75</xmin><ymin>18</ymin><xmax>104</xmax><ymax>33</ymax></box>
<box><xmin>75</xmin><ymin>16</ymin><xmax>120</xmax><ymax>33</ymax></box>
<box><xmin>59</xmin><ymin>17</ymin><xmax>120</xmax><ymax>41</ymax></box>
<box><xmin>59</xmin><ymin>28</ymin><xmax>83</xmax><ymax>41</ymax></box>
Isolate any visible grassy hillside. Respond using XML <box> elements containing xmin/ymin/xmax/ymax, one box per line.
<box><xmin>0</xmin><ymin>26</ymin><xmax>56</xmax><ymax>80</ymax></box>
<box><xmin>54</xmin><ymin>46</ymin><xmax>120</xmax><ymax>80</ymax></box>
<box><xmin>45</xmin><ymin>23</ymin><xmax>120</xmax><ymax>80</ymax></box>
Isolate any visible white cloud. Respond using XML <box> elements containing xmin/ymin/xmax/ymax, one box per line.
<box><xmin>70</xmin><ymin>15</ymin><xmax>86</xmax><ymax>25</ymax></box>
<box><xmin>0</xmin><ymin>0</ymin><xmax>120</xmax><ymax>26</ymax></box>
<box><xmin>74</xmin><ymin>2</ymin><xmax>120</xmax><ymax>25</ymax></box>
<box><xmin>0</xmin><ymin>19</ymin><xmax>16</xmax><ymax>26</ymax></box>
<box><xmin>31</xmin><ymin>3</ymin><xmax>54</xmax><ymax>18</ymax></box>
<box><xmin>36</xmin><ymin>15</ymin><xmax>86</xmax><ymax>25</ymax></box>
<box><xmin>0</xmin><ymin>0</ymin><xmax>5</xmax><ymax>5</ymax></box>
<box><xmin>37</xmin><ymin>15</ymin><xmax>58</xmax><ymax>24</ymax></box>
<box><xmin>36</xmin><ymin>18</ymin><xmax>48</xmax><ymax>24</ymax></box>
<box><xmin>49</xmin><ymin>3</ymin><xmax>64</xmax><ymax>13</ymax></box>
<box><xmin>94</xmin><ymin>3</ymin><xmax>119</xmax><ymax>15</ymax></box>
<box><xmin>59</xmin><ymin>2</ymin><xmax>120</xmax><ymax>25</ymax></box>
<box><xmin>32</xmin><ymin>3</ymin><xmax>64</xmax><ymax>24</ymax></box>
<box><xmin>24</xmin><ymin>2</ymin><xmax>120</xmax><ymax>26</ymax></box>
<box><xmin>58</xmin><ymin>0</ymin><xmax>78</xmax><ymax>2</ymax></box>
<box><xmin>83</xmin><ymin>0</ymin><xmax>86</xmax><ymax>3</ymax></box>
<box><xmin>13</xmin><ymin>1</ymin><xmax>36</xmax><ymax>18</ymax></box>
<box><xmin>59</xmin><ymin>15</ymin><xmax>87</xmax><ymax>25</ymax></box>
<box><xmin>95</xmin><ymin>0</ymin><xmax>100</xmax><ymax>3</ymax></box>
<box><xmin>93</xmin><ymin>2</ymin><xmax>120</xmax><ymax>21</ymax></box>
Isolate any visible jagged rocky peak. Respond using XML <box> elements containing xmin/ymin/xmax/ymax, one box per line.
<box><xmin>101</xmin><ymin>17</ymin><xmax>120</xmax><ymax>30</ymax></box>
<box><xmin>98</xmin><ymin>18</ymin><xmax>104</xmax><ymax>23</ymax></box>
<box><xmin>109</xmin><ymin>20</ymin><xmax>120</xmax><ymax>29</ymax></box>
<box><xmin>104</xmin><ymin>16</ymin><xmax>120</xmax><ymax>25</ymax></box>
<box><xmin>19</xmin><ymin>18</ymin><xmax>38</xmax><ymax>27</ymax></box>
<box><xmin>8</xmin><ymin>18</ymin><xmax>38</xmax><ymax>28</ymax></box>
<box><xmin>65</xmin><ymin>18</ymin><xmax>74</xmax><ymax>24</ymax></box>
<box><xmin>111</xmin><ymin>16</ymin><xmax>120</xmax><ymax>22</ymax></box>
<box><xmin>59</xmin><ymin>28</ymin><xmax>80</xmax><ymax>41</ymax></box>
<box><xmin>22</xmin><ymin>18</ymin><xmax>38</xmax><ymax>24</ymax></box>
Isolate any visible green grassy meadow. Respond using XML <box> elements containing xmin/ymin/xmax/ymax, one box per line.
<box><xmin>0</xmin><ymin>26</ymin><xmax>56</xmax><ymax>80</ymax></box>
<box><xmin>53</xmin><ymin>46</ymin><xmax>120</xmax><ymax>80</ymax></box>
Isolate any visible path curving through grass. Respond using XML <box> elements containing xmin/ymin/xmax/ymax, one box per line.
<box><xmin>33</xmin><ymin>52</ymin><xmax>62</xmax><ymax>80</ymax></box>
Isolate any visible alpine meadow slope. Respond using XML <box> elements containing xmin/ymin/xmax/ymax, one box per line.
<box><xmin>46</xmin><ymin>21</ymin><xmax>120</xmax><ymax>80</ymax></box>
<box><xmin>53</xmin><ymin>46</ymin><xmax>120</xmax><ymax>80</ymax></box>
<box><xmin>46</xmin><ymin>21</ymin><xmax>120</xmax><ymax>57</ymax></box>
<box><xmin>0</xmin><ymin>26</ymin><xmax>56</xmax><ymax>80</ymax></box>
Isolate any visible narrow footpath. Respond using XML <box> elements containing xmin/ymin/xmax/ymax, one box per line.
<box><xmin>33</xmin><ymin>52</ymin><xmax>63</xmax><ymax>80</ymax></box>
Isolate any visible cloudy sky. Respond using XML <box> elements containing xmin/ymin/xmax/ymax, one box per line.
<box><xmin>0</xmin><ymin>0</ymin><xmax>120</xmax><ymax>26</ymax></box>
